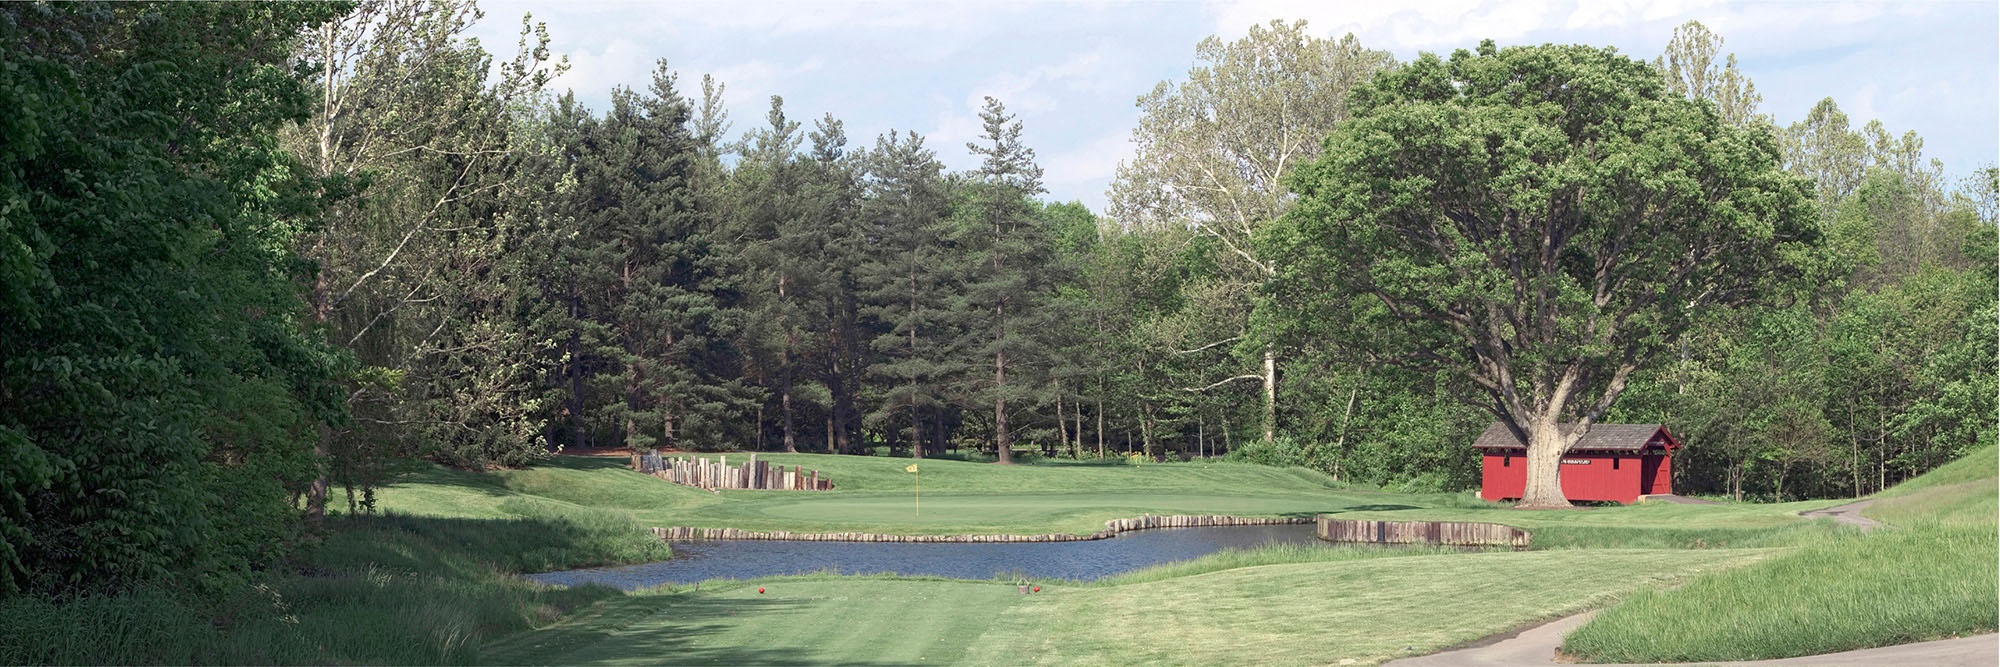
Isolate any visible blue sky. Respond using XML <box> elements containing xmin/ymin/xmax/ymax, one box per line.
<box><xmin>466</xmin><ymin>0</ymin><xmax>1998</xmax><ymax>213</ymax></box>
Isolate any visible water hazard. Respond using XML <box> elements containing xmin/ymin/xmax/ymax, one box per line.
<box><xmin>526</xmin><ymin>524</ymin><xmax>1331</xmax><ymax>590</ymax></box>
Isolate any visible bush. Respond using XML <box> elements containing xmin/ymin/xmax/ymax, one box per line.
<box><xmin>1224</xmin><ymin>435</ymin><xmax>1308</xmax><ymax>468</ymax></box>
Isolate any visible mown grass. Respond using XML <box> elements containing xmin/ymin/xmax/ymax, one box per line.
<box><xmin>374</xmin><ymin>454</ymin><xmax>1404</xmax><ymax>537</ymax></box>
<box><xmin>374</xmin><ymin>453</ymin><xmax>1846</xmax><ymax>548</ymax></box>
<box><xmin>0</xmin><ymin>507</ymin><xmax>667</xmax><ymax>665</ymax></box>
<box><xmin>485</xmin><ymin>546</ymin><xmax>1773</xmax><ymax>666</ymax></box>
<box><xmin>1088</xmin><ymin>542</ymin><xmax>1471</xmax><ymax>585</ymax></box>
<box><xmin>1563</xmin><ymin>444</ymin><xmax>1999</xmax><ymax>663</ymax></box>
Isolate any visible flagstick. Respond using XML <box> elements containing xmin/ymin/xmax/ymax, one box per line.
<box><xmin>915</xmin><ymin>468</ymin><xmax>920</xmax><ymax>517</ymax></box>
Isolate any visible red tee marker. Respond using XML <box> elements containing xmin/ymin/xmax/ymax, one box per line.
<box><xmin>757</xmin><ymin>588</ymin><xmax>765</xmax><ymax>594</ymax></box>
<box><xmin>1032</xmin><ymin>586</ymin><xmax>1041</xmax><ymax>593</ymax></box>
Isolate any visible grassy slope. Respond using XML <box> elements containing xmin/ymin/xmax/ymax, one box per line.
<box><xmin>0</xmin><ymin>510</ymin><xmax>668</xmax><ymax>665</ymax></box>
<box><xmin>1563</xmin><ymin>444</ymin><xmax>1998</xmax><ymax>663</ymax></box>
<box><xmin>486</xmin><ymin>547</ymin><xmax>1772</xmax><ymax>666</ymax></box>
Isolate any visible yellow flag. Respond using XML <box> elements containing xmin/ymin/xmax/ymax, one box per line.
<box><xmin>905</xmin><ymin>463</ymin><xmax>919</xmax><ymax>473</ymax></box>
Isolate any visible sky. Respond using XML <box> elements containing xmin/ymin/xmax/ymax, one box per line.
<box><xmin>465</xmin><ymin>0</ymin><xmax>1999</xmax><ymax>214</ymax></box>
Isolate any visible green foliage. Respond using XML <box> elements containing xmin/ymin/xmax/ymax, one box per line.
<box><xmin>0</xmin><ymin>2</ymin><xmax>343</xmax><ymax>596</ymax></box>
<box><xmin>1265</xmin><ymin>38</ymin><xmax>1822</xmax><ymax>505</ymax></box>
<box><xmin>855</xmin><ymin>130</ymin><xmax>962</xmax><ymax>457</ymax></box>
<box><xmin>1223</xmin><ymin>434</ymin><xmax>1308</xmax><ymax>468</ymax></box>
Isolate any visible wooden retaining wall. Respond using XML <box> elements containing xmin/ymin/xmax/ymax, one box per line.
<box><xmin>1315</xmin><ymin>516</ymin><xmax>1531</xmax><ymax>547</ymax></box>
<box><xmin>654</xmin><ymin>514</ymin><xmax>1312</xmax><ymax>544</ymax></box>
<box><xmin>630</xmin><ymin>451</ymin><xmax>831</xmax><ymax>492</ymax></box>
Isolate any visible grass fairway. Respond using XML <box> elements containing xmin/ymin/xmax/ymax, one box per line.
<box><xmin>363</xmin><ymin>448</ymin><xmax>1994</xmax><ymax>665</ymax></box>
<box><xmin>1563</xmin><ymin>445</ymin><xmax>1999</xmax><ymax>663</ymax></box>
<box><xmin>376</xmin><ymin>454</ymin><xmax>1414</xmax><ymax>536</ymax></box>
<box><xmin>375</xmin><ymin>453</ymin><xmax>1838</xmax><ymax>546</ymax></box>
<box><xmin>484</xmin><ymin>547</ymin><xmax>1770</xmax><ymax>666</ymax></box>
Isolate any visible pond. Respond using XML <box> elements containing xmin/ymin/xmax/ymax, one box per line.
<box><xmin>527</xmin><ymin>524</ymin><xmax>1332</xmax><ymax>590</ymax></box>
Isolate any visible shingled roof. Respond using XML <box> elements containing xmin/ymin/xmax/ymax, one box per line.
<box><xmin>1470</xmin><ymin>422</ymin><xmax>1677</xmax><ymax>452</ymax></box>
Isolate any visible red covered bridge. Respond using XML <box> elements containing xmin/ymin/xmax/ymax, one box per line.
<box><xmin>1474</xmin><ymin>423</ymin><xmax>1679</xmax><ymax>504</ymax></box>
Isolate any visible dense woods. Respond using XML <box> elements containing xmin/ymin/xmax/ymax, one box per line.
<box><xmin>0</xmin><ymin>1</ymin><xmax>1992</xmax><ymax>594</ymax></box>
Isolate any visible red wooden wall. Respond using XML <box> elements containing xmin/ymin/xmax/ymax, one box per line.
<box><xmin>1479</xmin><ymin>451</ymin><xmax>1670</xmax><ymax>504</ymax></box>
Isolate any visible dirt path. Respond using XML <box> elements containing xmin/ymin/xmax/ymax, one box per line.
<box><xmin>1798</xmin><ymin>499</ymin><xmax>1886</xmax><ymax>531</ymax></box>
<box><xmin>1386</xmin><ymin>610</ymin><xmax>1998</xmax><ymax>666</ymax></box>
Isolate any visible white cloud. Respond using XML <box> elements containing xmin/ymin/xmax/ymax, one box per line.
<box><xmin>459</xmin><ymin>0</ymin><xmax>1990</xmax><ymax>211</ymax></box>
<box><xmin>1042</xmin><ymin>130</ymin><xmax>1135</xmax><ymax>195</ymax></box>
<box><xmin>1205</xmin><ymin>0</ymin><xmax>1563</xmax><ymax>52</ymax></box>
<box><xmin>703</xmin><ymin>57</ymin><xmax>828</xmax><ymax>124</ymax></box>
<box><xmin>548</xmin><ymin>38</ymin><xmax>654</xmax><ymax>104</ymax></box>
<box><xmin>967</xmin><ymin>49</ymin><xmax>1113</xmax><ymax>114</ymax></box>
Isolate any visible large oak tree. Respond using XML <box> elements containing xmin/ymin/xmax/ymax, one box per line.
<box><xmin>1264</xmin><ymin>41</ymin><xmax>1821</xmax><ymax>507</ymax></box>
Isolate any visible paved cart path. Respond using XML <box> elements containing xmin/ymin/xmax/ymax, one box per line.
<box><xmin>1385</xmin><ymin>610</ymin><xmax>1997</xmax><ymax>666</ymax></box>
<box><xmin>1798</xmin><ymin>499</ymin><xmax>1886</xmax><ymax>531</ymax></box>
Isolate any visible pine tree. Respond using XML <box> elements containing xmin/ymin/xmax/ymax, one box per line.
<box><xmin>571</xmin><ymin>62</ymin><xmax>745</xmax><ymax>452</ymax></box>
<box><xmin>799</xmin><ymin>114</ymin><xmax>869</xmax><ymax>454</ymax></box>
<box><xmin>857</xmin><ymin>131</ymin><xmax>958</xmax><ymax>458</ymax></box>
<box><xmin>962</xmin><ymin>98</ymin><xmax>1050</xmax><ymax>463</ymax></box>
<box><xmin>731</xmin><ymin>97</ymin><xmax>817</xmax><ymax>452</ymax></box>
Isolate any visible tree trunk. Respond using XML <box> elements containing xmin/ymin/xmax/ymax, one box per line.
<box><xmin>1095</xmin><ymin>398</ymin><xmax>1105</xmax><ymax>460</ymax></box>
<box><xmin>1140</xmin><ymin>404</ymin><xmax>1155</xmax><ymax>459</ymax></box>
<box><xmin>1222</xmin><ymin>413</ymin><xmax>1232</xmax><ymax>455</ymax></box>
<box><xmin>1262</xmin><ymin>344</ymin><xmax>1277</xmax><ymax>444</ymax></box>
<box><xmin>908</xmin><ymin>256</ymin><xmax>923</xmax><ymax>460</ymax></box>
<box><xmin>932</xmin><ymin>412</ymin><xmax>947</xmax><ymax>457</ymax></box>
<box><xmin>825</xmin><ymin>414</ymin><xmax>834</xmax><ymax>454</ymax></box>
<box><xmin>831</xmin><ymin>350</ymin><xmax>853</xmax><ymax>455</ymax></box>
<box><xmin>1073</xmin><ymin>400</ymin><xmax>1083</xmax><ymax>458</ymax></box>
<box><xmin>1330</xmin><ymin>379</ymin><xmax>1361</xmax><ymax>481</ymax></box>
<box><xmin>1731</xmin><ymin>460</ymin><xmax>1744</xmax><ymax>502</ymax></box>
<box><xmin>781</xmin><ymin>366</ymin><xmax>796</xmax><ymax>453</ymax></box>
<box><xmin>909</xmin><ymin>396</ymin><xmax>923</xmax><ymax>459</ymax></box>
<box><xmin>1516</xmin><ymin>420</ymin><xmax>1573</xmax><ymax>508</ymax></box>
<box><xmin>992</xmin><ymin>207</ymin><xmax>1010</xmax><ymax>464</ymax></box>
<box><xmin>1055</xmin><ymin>378</ymin><xmax>1068</xmax><ymax>456</ymax></box>
<box><xmin>994</xmin><ymin>336</ymin><xmax>1010</xmax><ymax>464</ymax></box>
<box><xmin>567</xmin><ymin>277</ymin><xmax>584</xmax><ymax>452</ymax></box>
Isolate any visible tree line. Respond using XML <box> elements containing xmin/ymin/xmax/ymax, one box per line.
<box><xmin>0</xmin><ymin>2</ymin><xmax>1991</xmax><ymax>593</ymax></box>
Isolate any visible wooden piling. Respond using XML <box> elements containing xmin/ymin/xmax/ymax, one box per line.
<box><xmin>1313</xmin><ymin>516</ymin><xmax>1530</xmax><ymax>547</ymax></box>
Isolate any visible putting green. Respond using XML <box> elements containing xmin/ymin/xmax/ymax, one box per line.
<box><xmin>717</xmin><ymin>492</ymin><xmax>1338</xmax><ymax>524</ymax></box>
<box><xmin>376</xmin><ymin>454</ymin><xmax>1412</xmax><ymax>535</ymax></box>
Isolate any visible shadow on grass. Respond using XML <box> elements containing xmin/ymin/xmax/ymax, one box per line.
<box><xmin>499</xmin><ymin>594</ymin><xmax>916</xmax><ymax>666</ymax></box>
<box><xmin>1334</xmin><ymin>504</ymin><xmax>1425</xmax><ymax>512</ymax></box>
<box><xmin>315</xmin><ymin>511</ymin><xmax>669</xmax><ymax>576</ymax></box>
<box><xmin>547</xmin><ymin>455</ymin><xmax>636</xmax><ymax>471</ymax></box>
<box><xmin>378</xmin><ymin>464</ymin><xmax>518</xmax><ymax>498</ymax></box>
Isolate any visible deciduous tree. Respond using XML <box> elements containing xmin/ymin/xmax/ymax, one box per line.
<box><xmin>1267</xmin><ymin>41</ymin><xmax>1821</xmax><ymax>507</ymax></box>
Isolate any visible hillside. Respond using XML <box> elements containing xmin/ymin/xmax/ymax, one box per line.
<box><xmin>1563</xmin><ymin>444</ymin><xmax>1998</xmax><ymax>662</ymax></box>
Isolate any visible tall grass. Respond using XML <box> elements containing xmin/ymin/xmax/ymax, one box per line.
<box><xmin>1564</xmin><ymin>445</ymin><xmax>2000</xmax><ymax>663</ymax></box>
<box><xmin>0</xmin><ymin>509</ymin><xmax>668</xmax><ymax>665</ymax></box>
<box><xmin>1524</xmin><ymin>520</ymin><xmax>1858</xmax><ymax>549</ymax></box>
<box><xmin>1562</xmin><ymin>523</ymin><xmax>1997</xmax><ymax>662</ymax></box>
